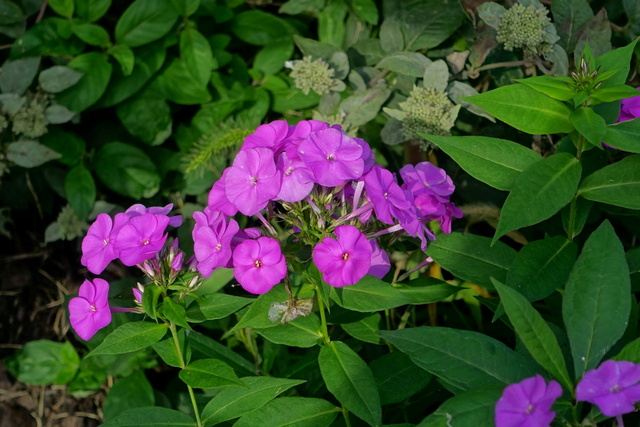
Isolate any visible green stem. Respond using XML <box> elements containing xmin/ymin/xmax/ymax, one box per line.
<box><xmin>342</xmin><ymin>407</ymin><xmax>352</xmax><ymax>427</ymax></box>
<box><xmin>567</xmin><ymin>134</ymin><xmax>585</xmax><ymax>241</ymax></box>
<box><xmin>315</xmin><ymin>285</ymin><xmax>331</xmax><ymax>344</ymax></box>
<box><xmin>170</xmin><ymin>323</ymin><xmax>203</xmax><ymax>427</ymax></box>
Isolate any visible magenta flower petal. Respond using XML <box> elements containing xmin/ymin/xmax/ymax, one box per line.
<box><xmin>126</xmin><ymin>203</ymin><xmax>182</xmax><ymax>227</ymax></box>
<box><xmin>312</xmin><ymin>225</ymin><xmax>372</xmax><ymax>287</ymax></box>
<box><xmin>81</xmin><ymin>213</ymin><xmax>128</xmax><ymax>274</ymax></box>
<box><xmin>576</xmin><ymin>360</ymin><xmax>640</xmax><ymax>417</ymax></box>
<box><xmin>276</xmin><ymin>152</ymin><xmax>315</xmax><ymax>202</ymax></box>
<box><xmin>400</xmin><ymin>162</ymin><xmax>455</xmax><ymax>199</ymax></box>
<box><xmin>192</xmin><ymin>209</ymin><xmax>240</xmax><ymax>277</ymax></box>
<box><xmin>364</xmin><ymin>165</ymin><xmax>412</xmax><ymax>225</ymax></box>
<box><xmin>69</xmin><ymin>278</ymin><xmax>112</xmax><ymax>341</ymax></box>
<box><xmin>114</xmin><ymin>213</ymin><xmax>170</xmax><ymax>266</ymax></box>
<box><xmin>242</xmin><ymin>120</ymin><xmax>290</xmax><ymax>152</ymax></box>
<box><xmin>495</xmin><ymin>375</ymin><xmax>562</xmax><ymax>427</ymax></box>
<box><xmin>233</xmin><ymin>237</ymin><xmax>287</xmax><ymax>294</ymax></box>
<box><xmin>368</xmin><ymin>239</ymin><xmax>390</xmax><ymax>279</ymax></box>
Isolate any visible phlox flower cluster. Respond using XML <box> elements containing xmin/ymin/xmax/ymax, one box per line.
<box><xmin>495</xmin><ymin>360</ymin><xmax>640</xmax><ymax>427</ymax></box>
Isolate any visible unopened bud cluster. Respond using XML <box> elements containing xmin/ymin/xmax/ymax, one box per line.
<box><xmin>56</xmin><ymin>205</ymin><xmax>87</xmax><ymax>240</ymax></box>
<box><xmin>287</xmin><ymin>56</ymin><xmax>336</xmax><ymax>96</ymax></box>
<box><xmin>11</xmin><ymin>94</ymin><xmax>48</xmax><ymax>138</ymax></box>
<box><xmin>497</xmin><ymin>3</ymin><xmax>553</xmax><ymax>57</ymax></box>
<box><xmin>400</xmin><ymin>86</ymin><xmax>457</xmax><ymax>142</ymax></box>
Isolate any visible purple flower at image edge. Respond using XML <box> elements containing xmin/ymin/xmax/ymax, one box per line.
<box><xmin>576</xmin><ymin>359</ymin><xmax>640</xmax><ymax>422</ymax></box>
<box><xmin>495</xmin><ymin>375</ymin><xmax>562</xmax><ymax>427</ymax></box>
<box><xmin>68</xmin><ymin>278</ymin><xmax>112</xmax><ymax>341</ymax></box>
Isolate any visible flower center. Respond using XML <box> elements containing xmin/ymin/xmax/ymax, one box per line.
<box><xmin>254</xmin><ymin>259</ymin><xmax>263</xmax><ymax>268</ymax></box>
<box><xmin>103</xmin><ymin>238</ymin><xmax>109</xmax><ymax>246</ymax></box>
<box><xmin>90</xmin><ymin>304</ymin><xmax>97</xmax><ymax>313</ymax></box>
<box><xmin>326</xmin><ymin>153</ymin><xmax>335</xmax><ymax>161</ymax></box>
<box><xmin>610</xmin><ymin>384</ymin><xmax>622</xmax><ymax>393</ymax></box>
<box><xmin>250</xmin><ymin>176</ymin><xmax>259</xmax><ymax>185</ymax></box>
<box><xmin>142</xmin><ymin>239</ymin><xmax>150</xmax><ymax>246</ymax></box>
<box><xmin>285</xmin><ymin>167</ymin><xmax>294</xmax><ymax>176</ymax></box>
<box><xmin>215</xmin><ymin>242</ymin><xmax>222</xmax><ymax>251</ymax></box>
<box><xmin>383</xmin><ymin>192</ymin><xmax>388</xmax><ymax>199</ymax></box>
<box><xmin>525</xmin><ymin>404</ymin><xmax>535</xmax><ymax>414</ymax></box>
<box><xmin>342</xmin><ymin>253</ymin><xmax>350</xmax><ymax>261</ymax></box>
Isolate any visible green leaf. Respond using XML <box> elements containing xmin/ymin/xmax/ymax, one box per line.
<box><xmin>493</xmin><ymin>153</ymin><xmax>582</xmax><ymax>244</ymax></box>
<box><xmin>234</xmin><ymin>397</ymin><xmax>339</xmax><ymax>427</ymax></box>
<box><xmin>253</xmin><ymin>38</ymin><xmax>294</xmax><ymax>76</ymax></box>
<box><xmin>232</xmin><ymin>285</ymin><xmax>293</xmax><ymax>331</ymax></box>
<box><xmin>150</xmin><ymin>58</ymin><xmax>211</xmax><ymax>105</ymax></box>
<box><xmin>427</xmin><ymin>233</ymin><xmax>516</xmax><ymax>289</ymax></box>
<box><xmin>6</xmin><ymin>140</ymin><xmax>60</xmax><ymax>168</ymax></box>
<box><xmin>72</xmin><ymin>23</ymin><xmax>110</xmax><ymax>47</ymax></box>
<box><xmin>185</xmin><ymin>293</ymin><xmax>252</xmax><ymax>323</ymax></box>
<box><xmin>426</xmin><ymin>134</ymin><xmax>541</xmax><ymax>191</ymax></box>
<box><xmin>352</xmin><ymin>0</ymin><xmax>378</xmax><ymax>24</ymax></box>
<box><xmin>371</xmin><ymin>351</ymin><xmax>432</xmax><ymax>405</ymax></box>
<box><xmin>292</xmin><ymin>34</ymin><xmax>340</xmax><ymax>60</ymax></box>
<box><xmin>551</xmin><ymin>0</ymin><xmax>593</xmax><ymax>52</ymax></box>
<box><xmin>162</xmin><ymin>298</ymin><xmax>189</xmax><ymax>329</ymax></box>
<box><xmin>178</xmin><ymin>358</ymin><xmax>245</xmax><ymax>389</ymax></box>
<box><xmin>45</xmin><ymin>104</ymin><xmax>75</xmax><ymax>124</ymax></box>
<box><xmin>378</xmin><ymin>327</ymin><xmax>539</xmax><ymax>394</ymax></box>
<box><xmin>563</xmin><ymin>221</ymin><xmax>631</xmax><ymax>376</ymax></box>
<box><xmin>170</xmin><ymin>0</ymin><xmax>199</xmax><ymax>16</ymax></box>
<box><xmin>40</xmin><ymin>128</ymin><xmax>84</xmax><ymax>166</ymax></box>
<box><xmin>573</xmin><ymin>9</ymin><xmax>611</xmax><ymax>59</ymax></box>
<box><xmin>188</xmin><ymin>331</ymin><xmax>255</xmax><ymax>376</ymax></box>
<box><xmin>0</xmin><ymin>57</ymin><xmax>39</xmax><ymax>94</ymax></box>
<box><xmin>613</xmin><ymin>337</ymin><xmax>640</xmax><ymax>364</ymax></box>
<box><xmin>477</xmin><ymin>2</ymin><xmax>506</xmax><ymax>29</ymax></box>
<box><xmin>56</xmin><ymin>52</ymin><xmax>112</xmax><ymax>112</ymax></box>
<box><xmin>590</xmin><ymin>85</ymin><xmax>640</xmax><ymax>103</ymax></box>
<box><xmin>341</xmin><ymin>313</ymin><xmax>381</xmax><ymax>345</ymax></box>
<box><xmin>89</xmin><ymin>322</ymin><xmax>168</xmax><ymax>357</ymax></box>
<box><xmin>180</xmin><ymin>27</ymin><xmax>214</xmax><ymax>86</ymax></box>
<box><xmin>394</xmin><ymin>279</ymin><xmax>459</xmax><ymax>305</ymax></box>
<box><xmin>319</xmin><ymin>341</ymin><xmax>381</xmax><ymax>425</ymax></box>
<box><xmin>376</xmin><ymin>52</ymin><xmax>431</xmax><ymax>78</ymax></box>
<box><xmin>601</xmin><ymin>118</ymin><xmax>640</xmax><ymax>153</ymax></box>
<box><xmin>94</xmin><ymin>142</ymin><xmax>160</xmax><ymax>199</ymax></box>
<box><xmin>505</xmin><ymin>236</ymin><xmax>577</xmax><ymax>303</ymax></box>
<box><xmin>231</xmin><ymin>10</ymin><xmax>294</xmax><ymax>46</ymax></box>
<box><xmin>417</xmin><ymin>386</ymin><xmax>504</xmax><ymax>427</ymax></box>
<box><xmin>493</xmin><ymin>279</ymin><xmax>573</xmax><ymax>391</ymax></box>
<box><xmin>318</xmin><ymin>0</ymin><xmax>346</xmax><ymax>47</ymax></box>
<box><xmin>38</xmin><ymin>65</ymin><xmax>83</xmax><ymax>94</ymax></box>
<box><xmin>0</xmin><ymin>0</ymin><xmax>24</xmax><ymax>25</ymax></box>
<box><xmin>255</xmin><ymin>314</ymin><xmax>323</xmax><ymax>348</ymax></box>
<box><xmin>341</xmin><ymin>86</ymin><xmax>391</xmax><ymax>128</ymax></box>
<box><xmin>100</xmin><ymin>407</ymin><xmax>195</xmax><ymax>427</ymax></box>
<box><xmin>74</xmin><ymin>0</ymin><xmax>111</xmax><ymax>22</ymax></box>
<box><xmin>516</xmin><ymin>76</ymin><xmax>576</xmax><ymax>101</ymax></box>
<box><xmin>108</xmin><ymin>44</ymin><xmax>135</xmax><ymax>76</ymax></box>
<box><xmin>462</xmin><ymin>84</ymin><xmax>574</xmax><ymax>135</ymax></box>
<box><xmin>5</xmin><ymin>340</ymin><xmax>79</xmax><ymax>385</ymax></box>
<box><xmin>49</xmin><ymin>0</ymin><xmax>74</xmax><ymax>18</ymax></box>
<box><xmin>628</xmin><ymin>247</ymin><xmax>640</xmax><ymax>291</ymax></box>
<box><xmin>331</xmin><ymin>275</ymin><xmax>410</xmax><ymax>312</ymax></box>
<box><xmin>152</xmin><ymin>327</ymin><xmax>189</xmax><ymax>368</ymax></box>
<box><xmin>595</xmin><ymin>38</ymin><xmax>639</xmax><ymax>87</ymax></box>
<box><xmin>65</xmin><ymin>165</ymin><xmax>95</xmax><ymax>219</ymax></box>
<box><xmin>115</xmin><ymin>0</ymin><xmax>177</xmax><ymax>47</ymax></box>
<box><xmin>116</xmin><ymin>94</ymin><xmax>172</xmax><ymax>145</ymax></box>
<box><xmin>200</xmin><ymin>376</ymin><xmax>305</xmax><ymax>425</ymax></box>
<box><xmin>570</xmin><ymin>107</ymin><xmax>607</xmax><ymax>145</ymax></box>
<box><xmin>578</xmin><ymin>154</ymin><xmax>640</xmax><ymax>209</ymax></box>
<box><xmin>141</xmin><ymin>284</ymin><xmax>162</xmax><ymax>320</ymax></box>
<box><xmin>103</xmin><ymin>371</ymin><xmax>154</xmax><ymax>421</ymax></box>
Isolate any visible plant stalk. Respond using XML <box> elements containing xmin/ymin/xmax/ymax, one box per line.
<box><xmin>315</xmin><ymin>285</ymin><xmax>331</xmax><ymax>344</ymax></box>
<box><xmin>170</xmin><ymin>323</ymin><xmax>203</xmax><ymax>427</ymax></box>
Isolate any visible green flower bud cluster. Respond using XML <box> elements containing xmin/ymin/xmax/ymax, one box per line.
<box><xmin>287</xmin><ymin>56</ymin><xmax>336</xmax><ymax>96</ymax></box>
<box><xmin>11</xmin><ymin>95</ymin><xmax>48</xmax><ymax>138</ymax></box>
<box><xmin>497</xmin><ymin>3</ymin><xmax>553</xmax><ymax>57</ymax></box>
<box><xmin>56</xmin><ymin>205</ymin><xmax>87</xmax><ymax>241</ymax></box>
<box><xmin>399</xmin><ymin>86</ymin><xmax>457</xmax><ymax>142</ymax></box>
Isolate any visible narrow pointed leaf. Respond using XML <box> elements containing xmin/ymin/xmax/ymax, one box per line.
<box><xmin>570</xmin><ymin>107</ymin><xmax>607</xmax><ymax>144</ymax></box>
<box><xmin>234</xmin><ymin>397</ymin><xmax>339</xmax><ymax>427</ymax></box>
<box><xmin>331</xmin><ymin>275</ymin><xmax>410</xmax><ymax>312</ymax></box>
<box><xmin>601</xmin><ymin>119</ymin><xmax>640</xmax><ymax>153</ymax></box>
<box><xmin>100</xmin><ymin>407</ymin><xmax>195</xmax><ymax>426</ymax></box>
<box><xmin>89</xmin><ymin>322</ymin><xmax>168</xmax><ymax>356</ymax></box>
<box><xmin>179</xmin><ymin>358</ymin><xmax>245</xmax><ymax>389</ymax></box>
<box><xmin>185</xmin><ymin>293</ymin><xmax>252</xmax><ymax>323</ymax></box>
<box><xmin>515</xmin><ymin>76</ymin><xmax>576</xmax><ymax>101</ymax></box>
<box><xmin>578</xmin><ymin>154</ymin><xmax>640</xmax><ymax>209</ymax></box>
<box><xmin>417</xmin><ymin>386</ymin><xmax>504</xmax><ymax>427</ymax></box>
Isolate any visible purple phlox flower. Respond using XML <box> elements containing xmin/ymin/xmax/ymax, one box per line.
<box><xmin>495</xmin><ymin>375</ymin><xmax>562</xmax><ymax>427</ymax></box>
<box><xmin>312</xmin><ymin>225</ymin><xmax>372</xmax><ymax>287</ymax></box>
<box><xmin>233</xmin><ymin>236</ymin><xmax>287</xmax><ymax>294</ymax></box>
<box><xmin>400</xmin><ymin>162</ymin><xmax>456</xmax><ymax>200</ymax></box>
<box><xmin>437</xmin><ymin>202</ymin><xmax>463</xmax><ymax>234</ymax></box>
<box><xmin>576</xmin><ymin>360</ymin><xmax>640</xmax><ymax>418</ymax></box>
<box><xmin>81</xmin><ymin>213</ymin><xmax>129</xmax><ymax>274</ymax></box>
<box><xmin>171</xmin><ymin>252</ymin><xmax>184</xmax><ymax>272</ymax></box>
<box><xmin>114</xmin><ymin>213</ymin><xmax>171</xmax><ymax>266</ymax></box>
<box><xmin>224</xmin><ymin>147</ymin><xmax>282</xmax><ymax>216</ymax></box>
<box><xmin>364</xmin><ymin>165</ymin><xmax>412</xmax><ymax>225</ymax></box>
<box><xmin>69</xmin><ymin>278</ymin><xmax>112</xmax><ymax>341</ymax></box>
<box><xmin>132</xmin><ymin>285</ymin><xmax>143</xmax><ymax>304</ymax></box>
<box><xmin>298</xmin><ymin>128</ymin><xmax>364</xmax><ymax>187</ymax></box>
<box><xmin>126</xmin><ymin>203</ymin><xmax>182</xmax><ymax>228</ymax></box>
<box><xmin>193</xmin><ymin>209</ymin><xmax>240</xmax><ymax>277</ymax></box>
<box><xmin>242</xmin><ymin>120</ymin><xmax>290</xmax><ymax>152</ymax></box>
<box><xmin>368</xmin><ymin>239</ymin><xmax>390</xmax><ymax>279</ymax></box>
<box><xmin>276</xmin><ymin>151</ymin><xmax>315</xmax><ymax>202</ymax></box>
<box><xmin>617</xmin><ymin>88</ymin><xmax>640</xmax><ymax>122</ymax></box>
<box><xmin>354</xmin><ymin>137</ymin><xmax>376</xmax><ymax>174</ymax></box>
<box><xmin>207</xmin><ymin>169</ymin><xmax>239</xmax><ymax>217</ymax></box>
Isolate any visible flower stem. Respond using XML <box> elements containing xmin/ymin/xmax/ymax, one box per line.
<box><xmin>567</xmin><ymin>134</ymin><xmax>585</xmax><ymax>241</ymax></box>
<box><xmin>170</xmin><ymin>323</ymin><xmax>203</xmax><ymax>427</ymax></box>
<box><xmin>314</xmin><ymin>284</ymin><xmax>331</xmax><ymax>344</ymax></box>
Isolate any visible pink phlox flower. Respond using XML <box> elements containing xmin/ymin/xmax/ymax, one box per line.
<box><xmin>192</xmin><ymin>209</ymin><xmax>240</xmax><ymax>277</ymax></box>
<box><xmin>233</xmin><ymin>236</ymin><xmax>287</xmax><ymax>294</ymax></box>
<box><xmin>224</xmin><ymin>147</ymin><xmax>282</xmax><ymax>216</ymax></box>
<box><xmin>69</xmin><ymin>278</ymin><xmax>112</xmax><ymax>341</ymax></box>
<box><xmin>354</xmin><ymin>137</ymin><xmax>376</xmax><ymax>174</ymax></box>
<box><xmin>224</xmin><ymin>227</ymin><xmax>263</xmax><ymax>267</ymax></box>
<box><xmin>368</xmin><ymin>239</ymin><xmax>390</xmax><ymax>279</ymax></box>
<box><xmin>312</xmin><ymin>225</ymin><xmax>372</xmax><ymax>287</ymax></box>
<box><xmin>242</xmin><ymin>120</ymin><xmax>290</xmax><ymax>152</ymax></box>
<box><xmin>617</xmin><ymin>88</ymin><xmax>640</xmax><ymax>122</ymax></box>
<box><xmin>126</xmin><ymin>203</ymin><xmax>182</xmax><ymax>227</ymax></box>
<box><xmin>400</xmin><ymin>162</ymin><xmax>456</xmax><ymax>201</ymax></box>
<box><xmin>495</xmin><ymin>375</ymin><xmax>562</xmax><ymax>427</ymax></box>
<box><xmin>276</xmin><ymin>151</ymin><xmax>315</xmax><ymax>202</ymax></box>
<box><xmin>298</xmin><ymin>128</ymin><xmax>364</xmax><ymax>187</ymax></box>
<box><xmin>364</xmin><ymin>165</ymin><xmax>412</xmax><ymax>225</ymax></box>
<box><xmin>81</xmin><ymin>213</ymin><xmax>129</xmax><ymax>274</ymax></box>
<box><xmin>576</xmin><ymin>360</ymin><xmax>640</xmax><ymax>417</ymax></box>
<box><xmin>207</xmin><ymin>169</ymin><xmax>239</xmax><ymax>216</ymax></box>
<box><xmin>114</xmin><ymin>213</ymin><xmax>170</xmax><ymax>266</ymax></box>
<box><xmin>437</xmin><ymin>202</ymin><xmax>463</xmax><ymax>234</ymax></box>
<box><xmin>132</xmin><ymin>285</ymin><xmax>143</xmax><ymax>304</ymax></box>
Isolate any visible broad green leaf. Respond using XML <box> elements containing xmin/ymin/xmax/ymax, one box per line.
<box><xmin>319</xmin><ymin>341</ymin><xmax>381</xmax><ymax>426</ymax></box>
<box><xmin>0</xmin><ymin>57</ymin><xmax>39</xmax><ymax>94</ymax></box>
<box><xmin>141</xmin><ymin>284</ymin><xmax>162</xmax><ymax>320</ymax></box>
<box><xmin>376</xmin><ymin>52</ymin><xmax>431</xmax><ymax>78</ymax></box>
<box><xmin>601</xmin><ymin>118</ymin><xmax>640</xmax><ymax>153</ymax></box>
<box><xmin>477</xmin><ymin>2</ymin><xmax>505</xmax><ymax>28</ymax></box>
<box><xmin>628</xmin><ymin>247</ymin><xmax>640</xmax><ymax>291</ymax></box>
<box><xmin>56</xmin><ymin>52</ymin><xmax>112</xmax><ymax>112</ymax></box>
<box><xmin>100</xmin><ymin>407</ymin><xmax>194</xmax><ymax>427</ymax></box>
<box><xmin>625</xmin><ymin>0</ymin><xmax>640</xmax><ymax>41</ymax></box>
<box><xmin>590</xmin><ymin>85</ymin><xmax>640</xmax><ymax>103</ymax></box>
<box><xmin>45</xmin><ymin>104</ymin><xmax>75</xmax><ymax>124</ymax></box>
<box><xmin>394</xmin><ymin>279</ymin><xmax>460</xmax><ymax>305</ymax></box>
<box><xmin>6</xmin><ymin>140</ymin><xmax>60</xmax><ymax>167</ymax></box>
<box><xmin>0</xmin><ymin>0</ymin><xmax>24</xmax><ymax>24</ymax></box>
<box><xmin>447</xmin><ymin>81</ymin><xmax>495</xmax><ymax>122</ymax></box>
<box><xmin>595</xmin><ymin>38</ymin><xmax>638</xmax><ymax>87</ymax></box>
<box><xmin>200</xmin><ymin>376</ymin><xmax>305</xmax><ymax>425</ymax></box>
<box><xmin>162</xmin><ymin>298</ymin><xmax>189</xmax><ymax>329</ymax></box>
<box><xmin>170</xmin><ymin>0</ymin><xmax>199</xmax><ymax>16</ymax></box>
<box><xmin>613</xmin><ymin>337</ymin><xmax>640</xmax><ymax>364</ymax></box>
<box><xmin>293</xmin><ymin>34</ymin><xmax>341</xmax><ymax>60</ymax></box>
<box><xmin>331</xmin><ymin>275</ymin><xmax>410</xmax><ymax>312</ymax></box>
<box><xmin>72</xmin><ymin>23</ymin><xmax>110</xmax><ymax>47</ymax></box>
<box><xmin>65</xmin><ymin>165</ymin><xmax>95</xmax><ymax>219</ymax></box>
<box><xmin>352</xmin><ymin>0</ymin><xmax>378</xmax><ymax>24</ymax></box>
<box><xmin>109</xmin><ymin>44</ymin><xmax>135</xmax><ymax>76</ymax></box>
<box><xmin>74</xmin><ymin>0</ymin><xmax>111</xmax><ymax>22</ymax></box>
<box><xmin>255</xmin><ymin>314</ymin><xmax>323</xmax><ymax>348</ymax></box>
<box><xmin>318</xmin><ymin>0</ymin><xmax>346</xmax><ymax>47</ymax></box>
<box><xmin>515</xmin><ymin>75</ymin><xmax>576</xmax><ymax>101</ymax></box>
<box><xmin>493</xmin><ymin>153</ymin><xmax>581</xmax><ymax>244</ymax></box>
<box><xmin>89</xmin><ymin>322</ymin><xmax>168</xmax><ymax>357</ymax></box>
<box><xmin>417</xmin><ymin>386</ymin><xmax>504</xmax><ymax>427</ymax></box>
<box><xmin>40</xmin><ymin>128</ymin><xmax>85</xmax><ymax>166</ymax></box>
<box><xmin>493</xmin><ymin>280</ymin><xmax>572</xmax><ymax>391</ymax></box>
<box><xmin>231</xmin><ymin>10</ymin><xmax>294</xmax><ymax>46</ymax></box>
<box><xmin>179</xmin><ymin>358</ymin><xmax>245</xmax><ymax>389</ymax></box>
<box><xmin>94</xmin><ymin>142</ymin><xmax>160</xmax><ymax>199</ymax></box>
<box><xmin>253</xmin><ymin>38</ymin><xmax>294</xmax><ymax>75</ymax></box>
<box><xmin>115</xmin><ymin>0</ymin><xmax>177</xmax><ymax>47</ymax></box>
<box><xmin>234</xmin><ymin>397</ymin><xmax>339</xmax><ymax>427</ymax></box>
<box><xmin>232</xmin><ymin>285</ymin><xmax>290</xmax><ymax>331</ymax></box>
<box><xmin>116</xmin><ymin>94</ymin><xmax>172</xmax><ymax>145</ymax></box>
<box><xmin>38</xmin><ymin>65</ymin><xmax>83</xmax><ymax>94</ymax></box>
<box><xmin>188</xmin><ymin>332</ymin><xmax>254</xmax><ymax>376</ymax></box>
<box><xmin>427</xmin><ymin>233</ymin><xmax>517</xmax><ymax>289</ymax></box>
<box><xmin>570</xmin><ymin>107</ymin><xmax>607</xmax><ymax>145</ymax></box>
<box><xmin>185</xmin><ymin>293</ymin><xmax>252</xmax><ymax>323</ymax></box>
<box><xmin>150</xmin><ymin>58</ymin><xmax>211</xmax><ymax>104</ymax></box>
<box><xmin>563</xmin><ymin>221</ymin><xmax>631</xmax><ymax>376</ymax></box>
<box><xmin>341</xmin><ymin>86</ymin><xmax>391</xmax><ymax>128</ymax></box>
<box><xmin>180</xmin><ymin>27</ymin><xmax>214</xmax><ymax>86</ymax></box>
<box><xmin>505</xmin><ymin>236</ymin><xmax>577</xmax><ymax>302</ymax></box>
<box><xmin>462</xmin><ymin>84</ymin><xmax>574</xmax><ymax>134</ymax></box>
<box><xmin>102</xmin><ymin>370</ymin><xmax>154</xmax><ymax>421</ymax></box>
<box><xmin>426</xmin><ymin>134</ymin><xmax>541</xmax><ymax>191</ymax></box>
<box><xmin>341</xmin><ymin>313</ymin><xmax>381</xmax><ymax>345</ymax></box>
<box><xmin>5</xmin><ymin>340</ymin><xmax>79</xmax><ymax>385</ymax></box>
<box><xmin>371</xmin><ymin>352</ymin><xmax>432</xmax><ymax>405</ymax></box>
<box><xmin>578</xmin><ymin>154</ymin><xmax>640</xmax><ymax>209</ymax></box>
<box><xmin>379</xmin><ymin>327</ymin><xmax>539</xmax><ymax>394</ymax></box>
<box><xmin>551</xmin><ymin>0</ymin><xmax>593</xmax><ymax>52</ymax></box>
<box><xmin>152</xmin><ymin>327</ymin><xmax>189</xmax><ymax>368</ymax></box>
<box><xmin>49</xmin><ymin>0</ymin><xmax>73</xmax><ymax>18</ymax></box>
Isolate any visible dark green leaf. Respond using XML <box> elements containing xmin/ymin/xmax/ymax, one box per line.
<box><xmin>563</xmin><ymin>221</ymin><xmax>631</xmax><ymax>376</ymax></box>
<box><xmin>178</xmin><ymin>358</ymin><xmax>245</xmax><ymax>389</ymax></box>
<box><xmin>232</xmin><ymin>285</ymin><xmax>291</xmax><ymax>331</ymax></box>
<box><xmin>188</xmin><ymin>331</ymin><xmax>255</xmax><ymax>376</ymax></box>
<box><xmin>0</xmin><ymin>57</ymin><xmax>39</xmax><ymax>94</ymax></box>
<box><xmin>74</xmin><ymin>0</ymin><xmax>111</xmax><ymax>22</ymax></box>
<box><xmin>49</xmin><ymin>0</ymin><xmax>73</xmax><ymax>17</ymax></box>
<box><xmin>152</xmin><ymin>327</ymin><xmax>189</xmax><ymax>368</ymax></box>
<box><xmin>493</xmin><ymin>153</ymin><xmax>581</xmax><ymax>243</ymax></box>
<box><xmin>371</xmin><ymin>352</ymin><xmax>432</xmax><ymax>405</ymax></box>
<box><xmin>40</xmin><ymin>128</ymin><xmax>85</xmax><ymax>166</ymax></box>
<box><xmin>72</xmin><ymin>22</ymin><xmax>110</xmax><ymax>46</ymax></box>
<box><xmin>331</xmin><ymin>275</ymin><xmax>410</xmax><ymax>312</ymax></box>
<box><xmin>376</xmin><ymin>52</ymin><xmax>431</xmax><ymax>78</ymax></box>
<box><xmin>573</xmin><ymin>9</ymin><xmax>611</xmax><ymax>59</ymax></box>
<box><xmin>162</xmin><ymin>298</ymin><xmax>189</xmax><ymax>329</ymax></box>
<box><xmin>116</xmin><ymin>94</ymin><xmax>171</xmax><ymax>145</ymax></box>
<box><xmin>180</xmin><ymin>28</ymin><xmax>214</xmax><ymax>86</ymax></box>
<box><xmin>56</xmin><ymin>52</ymin><xmax>112</xmax><ymax>112</ymax></box>
<box><xmin>115</xmin><ymin>0</ymin><xmax>177</xmax><ymax>47</ymax></box>
<box><xmin>253</xmin><ymin>39</ymin><xmax>294</xmax><ymax>75</ymax></box>
<box><xmin>94</xmin><ymin>142</ymin><xmax>160</xmax><ymax>199</ymax></box>
<box><xmin>65</xmin><ymin>165</ymin><xmax>95</xmax><ymax>219</ymax></box>
<box><xmin>103</xmin><ymin>371</ymin><xmax>154</xmax><ymax>421</ymax></box>
<box><xmin>319</xmin><ymin>341</ymin><xmax>381</xmax><ymax>425</ymax></box>
<box><xmin>628</xmin><ymin>247</ymin><xmax>640</xmax><ymax>292</ymax></box>
<box><xmin>341</xmin><ymin>313</ymin><xmax>381</xmax><ymax>344</ymax></box>
<box><xmin>38</xmin><ymin>65</ymin><xmax>83</xmax><ymax>93</ymax></box>
<box><xmin>551</xmin><ymin>0</ymin><xmax>593</xmax><ymax>52</ymax></box>
<box><xmin>613</xmin><ymin>337</ymin><xmax>640</xmax><ymax>364</ymax></box>
<box><xmin>292</xmin><ymin>34</ymin><xmax>340</xmax><ymax>60</ymax></box>
<box><xmin>108</xmin><ymin>45</ymin><xmax>135</xmax><ymax>76</ymax></box>
<box><xmin>45</xmin><ymin>104</ymin><xmax>75</xmax><ymax>124</ymax></box>
<box><xmin>394</xmin><ymin>279</ymin><xmax>459</xmax><ymax>305</ymax></box>
<box><xmin>578</xmin><ymin>154</ymin><xmax>640</xmax><ymax>209</ymax></box>
<box><xmin>231</xmin><ymin>10</ymin><xmax>294</xmax><ymax>46</ymax></box>
<box><xmin>234</xmin><ymin>397</ymin><xmax>339</xmax><ymax>427</ymax></box>
<box><xmin>150</xmin><ymin>58</ymin><xmax>211</xmax><ymax>104</ymax></box>
<box><xmin>255</xmin><ymin>314</ymin><xmax>323</xmax><ymax>348</ymax></box>
<box><xmin>100</xmin><ymin>407</ymin><xmax>195</xmax><ymax>427</ymax></box>
<box><xmin>352</xmin><ymin>0</ymin><xmax>378</xmax><ymax>24</ymax></box>
<box><xmin>185</xmin><ymin>293</ymin><xmax>251</xmax><ymax>323</ymax></box>
<box><xmin>6</xmin><ymin>340</ymin><xmax>79</xmax><ymax>385</ymax></box>
<box><xmin>601</xmin><ymin>119</ymin><xmax>640</xmax><ymax>153</ymax></box>
<box><xmin>0</xmin><ymin>0</ymin><xmax>24</xmax><ymax>24</ymax></box>
<box><xmin>417</xmin><ymin>386</ymin><xmax>504</xmax><ymax>427</ymax></box>
<box><xmin>570</xmin><ymin>107</ymin><xmax>607</xmax><ymax>145</ymax></box>
<box><xmin>89</xmin><ymin>322</ymin><xmax>168</xmax><ymax>357</ymax></box>
<box><xmin>170</xmin><ymin>0</ymin><xmax>199</xmax><ymax>16</ymax></box>
<box><xmin>142</xmin><ymin>284</ymin><xmax>162</xmax><ymax>320</ymax></box>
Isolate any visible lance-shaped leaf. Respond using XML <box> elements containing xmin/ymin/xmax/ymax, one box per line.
<box><xmin>578</xmin><ymin>154</ymin><xmax>640</xmax><ymax>209</ymax></box>
<box><xmin>563</xmin><ymin>221</ymin><xmax>631</xmax><ymax>377</ymax></box>
<box><xmin>601</xmin><ymin>119</ymin><xmax>640</xmax><ymax>153</ymax></box>
<box><xmin>570</xmin><ymin>106</ymin><xmax>607</xmax><ymax>145</ymax></box>
<box><xmin>234</xmin><ymin>397</ymin><xmax>339</xmax><ymax>427</ymax></box>
<box><xmin>493</xmin><ymin>153</ymin><xmax>581</xmax><ymax>244</ymax></box>
<box><xmin>88</xmin><ymin>322</ymin><xmax>168</xmax><ymax>357</ymax></box>
<box><xmin>179</xmin><ymin>358</ymin><xmax>245</xmax><ymax>389</ymax></box>
<box><xmin>461</xmin><ymin>84</ymin><xmax>574</xmax><ymax>135</ymax></box>
<box><xmin>493</xmin><ymin>279</ymin><xmax>573</xmax><ymax>392</ymax></box>
<box><xmin>100</xmin><ymin>407</ymin><xmax>195</xmax><ymax>427</ymax></box>
<box><xmin>417</xmin><ymin>386</ymin><xmax>504</xmax><ymax>427</ymax></box>
<box><xmin>515</xmin><ymin>76</ymin><xmax>576</xmax><ymax>101</ymax></box>
<box><xmin>426</xmin><ymin>134</ymin><xmax>541</xmax><ymax>191</ymax></box>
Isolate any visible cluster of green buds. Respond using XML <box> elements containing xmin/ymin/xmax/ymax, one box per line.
<box><xmin>496</xmin><ymin>3</ymin><xmax>554</xmax><ymax>57</ymax></box>
<box><xmin>56</xmin><ymin>205</ymin><xmax>88</xmax><ymax>240</ymax></box>
<box><xmin>11</xmin><ymin>93</ymin><xmax>49</xmax><ymax>138</ymax></box>
<box><xmin>570</xmin><ymin>57</ymin><xmax>602</xmax><ymax>92</ymax></box>
<box><xmin>286</xmin><ymin>56</ymin><xmax>338</xmax><ymax>96</ymax></box>
<box><xmin>399</xmin><ymin>86</ymin><xmax>458</xmax><ymax>143</ymax></box>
